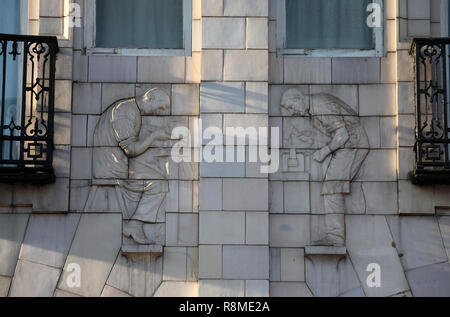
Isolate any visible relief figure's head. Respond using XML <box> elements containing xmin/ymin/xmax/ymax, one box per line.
<box><xmin>280</xmin><ymin>88</ymin><xmax>310</xmax><ymax>116</ymax></box>
<box><xmin>136</xmin><ymin>88</ymin><xmax>170</xmax><ymax>115</ymax></box>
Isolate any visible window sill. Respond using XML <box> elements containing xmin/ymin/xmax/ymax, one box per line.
<box><xmin>85</xmin><ymin>47</ymin><xmax>191</xmax><ymax>57</ymax></box>
<box><xmin>277</xmin><ymin>48</ymin><xmax>384</xmax><ymax>58</ymax></box>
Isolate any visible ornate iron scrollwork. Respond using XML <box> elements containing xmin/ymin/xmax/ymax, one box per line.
<box><xmin>0</xmin><ymin>33</ymin><xmax>59</xmax><ymax>183</ymax></box>
<box><xmin>411</xmin><ymin>38</ymin><xmax>450</xmax><ymax>182</ymax></box>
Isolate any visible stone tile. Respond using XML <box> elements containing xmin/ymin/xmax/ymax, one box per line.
<box><xmin>269</xmin><ymin>215</ymin><xmax>310</xmax><ymax>247</ymax></box>
<box><xmin>137</xmin><ymin>56</ymin><xmax>185</xmax><ymax>83</ymax></box>
<box><xmin>381</xmin><ymin>52</ymin><xmax>397</xmax><ymax>83</ymax></box>
<box><xmin>398</xmin><ymin>82</ymin><xmax>415</xmax><ymax>114</ymax></box>
<box><xmin>246</xmin><ymin>82</ymin><xmax>268</xmax><ymax>114</ymax></box>
<box><xmin>199</xmin><ymin>280</ymin><xmax>245</xmax><ymax>297</ymax></box>
<box><xmin>398</xmin><ymin>181</ymin><xmax>435</xmax><ymax>214</ymax></box>
<box><xmin>54</xmin><ymin>80</ymin><xmax>72</xmax><ymax>112</ymax></box>
<box><xmin>55</xmin><ymin>51</ymin><xmax>72</xmax><ymax>80</ymax></box>
<box><xmin>363</xmin><ymin>182</ymin><xmax>398</xmax><ymax>215</ymax></box>
<box><xmin>154</xmin><ymin>282</ymin><xmax>198</xmax><ymax>297</ymax></box>
<box><xmin>284</xmin><ymin>57</ymin><xmax>331</xmax><ymax>84</ymax></box>
<box><xmin>187</xmin><ymin>247</ymin><xmax>198</xmax><ymax>282</ymax></box>
<box><xmin>73</xmin><ymin>51</ymin><xmax>88</xmax><ymax>82</ymax></box>
<box><xmin>0</xmin><ymin>215</ymin><xmax>29</xmax><ymax>277</ymax></box>
<box><xmin>438</xmin><ymin>216</ymin><xmax>450</xmax><ymax>261</ymax></box>
<box><xmin>20</xmin><ymin>214</ymin><xmax>80</xmax><ymax>268</ymax></box>
<box><xmin>398</xmin><ymin>115</ymin><xmax>415</xmax><ymax>147</ymax></box>
<box><xmin>346</xmin><ymin>215</ymin><xmax>409</xmax><ymax>297</ymax></box>
<box><xmin>202</xmin><ymin>0</ymin><xmax>223</xmax><ymax>16</ymax></box>
<box><xmin>247</xmin><ymin>18</ymin><xmax>268</xmax><ymax>49</ymax></box>
<box><xmin>202</xmin><ymin>50</ymin><xmax>223</xmax><ymax>82</ymax></box>
<box><xmin>270</xmin><ymin>248</ymin><xmax>281</xmax><ymax>281</ymax></box>
<box><xmin>332</xmin><ymin>58</ymin><xmax>380</xmax><ymax>84</ymax></box>
<box><xmin>89</xmin><ymin>55</ymin><xmax>137</xmax><ymax>82</ymax></box>
<box><xmin>355</xmin><ymin>150</ymin><xmax>397</xmax><ymax>182</ymax></box>
<box><xmin>223</xmin><ymin>114</ymin><xmax>269</xmax><ymax>145</ymax></box>
<box><xmin>200</xmin><ymin>82</ymin><xmax>245</xmax><ymax>113</ymax></box>
<box><xmin>223</xmin><ymin>50</ymin><xmax>268</xmax><ymax>81</ymax></box>
<box><xmin>199</xmin><ymin>178</ymin><xmax>222</xmax><ymax>211</ymax></box>
<box><xmin>246</xmin><ymin>280</ymin><xmax>269</xmax><ymax>297</ymax></box>
<box><xmin>166</xmin><ymin>213</ymin><xmax>198</xmax><ymax>247</ymax></box>
<box><xmin>71</xmin><ymin>115</ymin><xmax>87</xmax><ymax>146</ymax></box>
<box><xmin>86</xmin><ymin>115</ymin><xmax>100</xmax><ymax>146</ymax></box>
<box><xmin>310</xmin><ymin>85</ymin><xmax>359</xmax><ymax>113</ymax></box>
<box><xmin>53</xmin><ymin>146</ymin><xmax>70</xmax><ymax>178</ymax></box>
<box><xmin>172</xmin><ymin>84</ymin><xmax>200</xmax><ymax>116</ymax></box>
<box><xmin>199</xmin><ymin>212</ymin><xmax>245</xmax><ymax>244</ymax></box>
<box><xmin>269</xmin><ymin>53</ymin><xmax>283</xmax><ymax>84</ymax></box>
<box><xmin>246</xmin><ymin>212</ymin><xmax>269</xmax><ymax>245</ymax></box>
<box><xmin>306</xmin><ymin>255</ymin><xmax>361</xmax><ymax>297</ymax></box>
<box><xmin>179</xmin><ymin>181</ymin><xmax>194</xmax><ymax>211</ymax></box>
<box><xmin>223</xmin><ymin>246</ymin><xmax>269</xmax><ymax>279</ymax></box>
<box><xmin>223</xmin><ymin>0</ymin><xmax>268</xmax><ymax>16</ymax></box>
<box><xmin>71</xmin><ymin>147</ymin><xmax>92</xmax><ymax>180</ymax></box>
<box><xmin>339</xmin><ymin>287</ymin><xmax>366</xmax><ymax>297</ymax></box>
<box><xmin>58</xmin><ymin>214</ymin><xmax>122</xmax><ymax>297</ymax></box>
<box><xmin>380</xmin><ymin>117</ymin><xmax>398</xmax><ymax>148</ymax></box>
<box><xmin>386</xmin><ymin>216</ymin><xmax>447</xmax><ymax>270</ymax></box>
<box><xmin>186</xmin><ymin>52</ymin><xmax>201</xmax><ymax>83</ymax></box>
<box><xmin>281</xmin><ymin>248</ymin><xmax>305</xmax><ymax>282</ymax></box>
<box><xmin>397</xmin><ymin>50</ymin><xmax>414</xmax><ymax>81</ymax></box>
<box><xmin>54</xmin><ymin>112</ymin><xmax>71</xmax><ymax>145</ymax></box>
<box><xmin>223</xmin><ymin>179</ymin><xmax>268</xmax><ymax>211</ymax></box>
<box><xmin>406</xmin><ymin>262</ymin><xmax>450</xmax><ymax>297</ymax></box>
<box><xmin>73</xmin><ymin>83</ymin><xmax>102</xmax><ymax>115</ymax></box>
<box><xmin>107</xmin><ymin>253</ymin><xmax>162</xmax><ymax>297</ymax></box>
<box><xmin>284</xmin><ymin>182</ymin><xmax>310</xmax><ymax>214</ymax></box>
<box><xmin>101</xmin><ymin>84</ymin><xmax>135</xmax><ymax>112</ymax></box>
<box><xmin>360</xmin><ymin>117</ymin><xmax>380</xmax><ymax>148</ymax></box>
<box><xmin>359</xmin><ymin>84</ymin><xmax>396</xmax><ymax>116</ymax></box>
<box><xmin>201</xmin><ymin>161</ymin><xmax>246</xmax><ymax>178</ymax></box>
<box><xmin>53</xmin><ymin>289</ymin><xmax>82</xmax><ymax>297</ymax></box>
<box><xmin>9</xmin><ymin>260</ymin><xmax>60</xmax><ymax>297</ymax></box>
<box><xmin>270</xmin><ymin>282</ymin><xmax>313</xmax><ymax>297</ymax></box>
<box><xmin>101</xmin><ymin>285</ymin><xmax>132</xmax><ymax>297</ymax></box>
<box><xmin>203</xmin><ymin>18</ymin><xmax>245</xmax><ymax>49</ymax></box>
<box><xmin>269</xmin><ymin>181</ymin><xmax>283</xmax><ymax>213</ymax></box>
<box><xmin>199</xmin><ymin>245</ymin><xmax>222</xmax><ymax>279</ymax></box>
<box><xmin>0</xmin><ymin>276</ymin><xmax>11</xmax><ymax>297</ymax></box>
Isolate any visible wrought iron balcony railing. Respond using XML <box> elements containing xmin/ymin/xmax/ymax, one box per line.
<box><xmin>0</xmin><ymin>33</ymin><xmax>59</xmax><ymax>183</ymax></box>
<box><xmin>411</xmin><ymin>38</ymin><xmax>450</xmax><ymax>184</ymax></box>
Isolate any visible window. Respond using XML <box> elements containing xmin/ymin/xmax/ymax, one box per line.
<box><xmin>85</xmin><ymin>0</ymin><xmax>192</xmax><ymax>56</ymax></box>
<box><xmin>277</xmin><ymin>0</ymin><xmax>383</xmax><ymax>57</ymax></box>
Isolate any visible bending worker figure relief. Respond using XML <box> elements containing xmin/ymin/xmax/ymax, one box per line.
<box><xmin>86</xmin><ymin>88</ymin><xmax>173</xmax><ymax>246</ymax></box>
<box><xmin>281</xmin><ymin>88</ymin><xmax>369</xmax><ymax>246</ymax></box>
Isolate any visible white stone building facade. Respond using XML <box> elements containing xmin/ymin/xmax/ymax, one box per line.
<box><xmin>0</xmin><ymin>0</ymin><xmax>449</xmax><ymax>297</ymax></box>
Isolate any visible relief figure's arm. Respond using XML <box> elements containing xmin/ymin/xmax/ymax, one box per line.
<box><xmin>120</xmin><ymin>130</ymin><xmax>170</xmax><ymax>158</ymax></box>
<box><xmin>313</xmin><ymin>126</ymin><xmax>349</xmax><ymax>163</ymax></box>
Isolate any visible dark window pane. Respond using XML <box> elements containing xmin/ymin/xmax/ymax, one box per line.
<box><xmin>286</xmin><ymin>0</ymin><xmax>374</xmax><ymax>49</ymax></box>
<box><xmin>96</xmin><ymin>0</ymin><xmax>184</xmax><ymax>49</ymax></box>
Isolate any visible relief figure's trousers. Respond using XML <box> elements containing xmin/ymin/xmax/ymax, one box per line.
<box><xmin>323</xmin><ymin>193</ymin><xmax>346</xmax><ymax>246</ymax></box>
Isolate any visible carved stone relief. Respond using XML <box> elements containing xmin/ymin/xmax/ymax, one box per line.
<box><xmin>85</xmin><ymin>88</ymin><xmax>187</xmax><ymax>253</ymax></box>
<box><xmin>280</xmin><ymin>88</ymin><xmax>369</xmax><ymax>248</ymax></box>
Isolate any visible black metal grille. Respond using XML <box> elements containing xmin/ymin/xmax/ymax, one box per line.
<box><xmin>0</xmin><ymin>33</ymin><xmax>59</xmax><ymax>183</ymax></box>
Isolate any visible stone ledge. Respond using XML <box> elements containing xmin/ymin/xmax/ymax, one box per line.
<box><xmin>305</xmin><ymin>246</ymin><xmax>347</xmax><ymax>256</ymax></box>
<box><xmin>121</xmin><ymin>245</ymin><xmax>163</xmax><ymax>256</ymax></box>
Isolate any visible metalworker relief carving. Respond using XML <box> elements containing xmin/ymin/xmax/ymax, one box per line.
<box><xmin>85</xmin><ymin>88</ymin><xmax>175</xmax><ymax>249</ymax></box>
<box><xmin>281</xmin><ymin>88</ymin><xmax>369</xmax><ymax>247</ymax></box>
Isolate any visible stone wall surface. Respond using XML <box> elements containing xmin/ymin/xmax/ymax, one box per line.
<box><xmin>0</xmin><ymin>0</ymin><xmax>450</xmax><ymax>297</ymax></box>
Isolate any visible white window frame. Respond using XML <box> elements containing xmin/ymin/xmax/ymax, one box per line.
<box><xmin>84</xmin><ymin>0</ymin><xmax>192</xmax><ymax>56</ymax></box>
<box><xmin>277</xmin><ymin>0</ymin><xmax>384</xmax><ymax>57</ymax></box>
